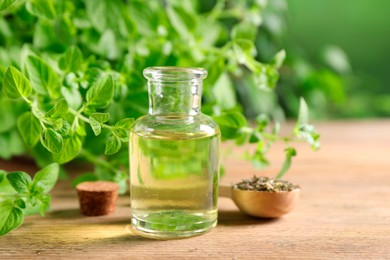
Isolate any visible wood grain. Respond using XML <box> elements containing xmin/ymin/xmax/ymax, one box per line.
<box><xmin>1</xmin><ymin>120</ymin><xmax>390</xmax><ymax>259</ymax></box>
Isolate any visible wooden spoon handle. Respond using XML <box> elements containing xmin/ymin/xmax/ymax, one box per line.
<box><xmin>219</xmin><ymin>184</ymin><xmax>233</xmax><ymax>199</ymax></box>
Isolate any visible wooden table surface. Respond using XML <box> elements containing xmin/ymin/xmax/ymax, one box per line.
<box><xmin>1</xmin><ymin>120</ymin><xmax>390</xmax><ymax>259</ymax></box>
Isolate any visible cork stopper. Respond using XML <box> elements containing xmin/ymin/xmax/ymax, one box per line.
<box><xmin>76</xmin><ymin>181</ymin><xmax>119</xmax><ymax>216</ymax></box>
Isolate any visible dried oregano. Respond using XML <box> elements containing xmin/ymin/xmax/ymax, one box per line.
<box><xmin>234</xmin><ymin>176</ymin><xmax>299</xmax><ymax>192</ymax></box>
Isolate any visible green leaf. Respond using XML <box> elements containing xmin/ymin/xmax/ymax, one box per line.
<box><xmin>26</xmin><ymin>0</ymin><xmax>56</xmax><ymax>20</ymax></box>
<box><xmin>6</xmin><ymin>171</ymin><xmax>32</xmax><ymax>193</ymax></box>
<box><xmin>0</xmin><ymin>0</ymin><xmax>13</xmax><ymax>11</ymax></box>
<box><xmin>40</xmin><ymin>128</ymin><xmax>63</xmax><ymax>154</ymax></box>
<box><xmin>86</xmin><ymin>74</ymin><xmax>114</xmax><ymax>109</ymax></box>
<box><xmin>14</xmin><ymin>199</ymin><xmax>26</xmax><ymax>209</ymax></box>
<box><xmin>166</xmin><ymin>4</ymin><xmax>196</xmax><ymax>40</ymax></box>
<box><xmin>90</xmin><ymin>113</ymin><xmax>110</xmax><ymax>123</ymax></box>
<box><xmin>0</xmin><ymin>170</ymin><xmax>14</xmax><ymax>193</ymax></box>
<box><xmin>251</xmin><ymin>151</ymin><xmax>270</xmax><ymax>169</ymax></box>
<box><xmin>17</xmin><ymin>112</ymin><xmax>42</xmax><ymax>147</ymax></box>
<box><xmin>32</xmin><ymin>163</ymin><xmax>59</xmax><ymax>193</ymax></box>
<box><xmin>84</xmin><ymin>0</ymin><xmax>125</xmax><ymax>34</ymax></box>
<box><xmin>235</xmin><ymin>131</ymin><xmax>250</xmax><ymax>145</ymax></box>
<box><xmin>272</xmin><ymin>122</ymin><xmax>281</xmax><ymax>135</ymax></box>
<box><xmin>53</xmin><ymin>135</ymin><xmax>82</xmax><ymax>164</ymax></box>
<box><xmin>286</xmin><ymin>147</ymin><xmax>297</xmax><ymax>157</ymax></box>
<box><xmin>83</xmin><ymin>67</ymin><xmax>104</xmax><ymax>86</ymax></box>
<box><xmin>255</xmin><ymin>114</ymin><xmax>269</xmax><ymax>131</ymax></box>
<box><xmin>297</xmin><ymin>97</ymin><xmax>309</xmax><ymax>125</ymax></box>
<box><xmin>212</xmin><ymin>73</ymin><xmax>237</xmax><ymax>110</ymax></box>
<box><xmin>58</xmin><ymin>46</ymin><xmax>83</xmax><ymax>72</ymax></box>
<box><xmin>36</xmin><ymin>193</ymin><xmax>50</xmax><ymax>215</ymax></box>
<box><xmin>113</xmin><ymin>118</ymin><xmax>134</xmax><ymax>141</ymax></box>
<box><xmin>113</xmin><ymin>128</ymin><xmax>127</xmax><ymax>141</ymax></box>
<box><xmin>231</xmin><ymin>20</ymin><xmax>257</xmax><ymax>41</ymax></box>
<box><xmin>249</xmin><ymin>132</ymin><xmax>262</xmax><ymax>144</ymax></box>
<box><xmin>83</xmin><ymin>105</ymin><xmax>96</xmax><ymax>116</ymax></box>
<box><xmin>61</xmin><ymin>86</ymin><xmax>82</xmax><ymax>110</ymax></box>
<box><xmin>252</xmin><ymin>64</ymin><xmax>280</xmax><ymax>90</ymax></box>
<box><xmin>50</xmin><ymin>118</ymin><xmax>63</xmax><ymax>130</ymax></box>
<box><xmin>272</xmin><ymin>49</ymin><xmax>286</xmax><ymax>69</ymax></box>
<box><xmin>0</xmin><ymin>0</ymin><xmax>20</xmax><ymax>11</ymax></box>
<box><xmin>105</xmin><ymin>133</ymin><xmax>121</xmax><ymax>155</ymax></box>
<box><xmin>0</xmin><ymin>98</ymin><xmax>20</xmax><ymax>133</ymax></box>
<box><xmin>295</xmin><ymin>124</ymin><xmax>321</xmax><ymax>150</ymax></box>
<box><xmin>89</xmin><ymin>116</ymin><xmax>101</xmax><ymax>136</ymax></box>
<box><xmin>25</xmin><ymin>55</ymin><xmax>59</xmax><ymax>97</ymax></box>
<box><xmin>115</xmin><ymin>118</ymin><xmax>134</xmax><ymax>130</ymax></box>
<box><xmin>276</xmin><ymin>148</ymin><xmax>297</xmax><ymax>180</ymax></box>
<box><xmin>232</xmin><ymin>39</ymin><xmax>256</xmax><ymax>65</ymax></box>
<box><xmin>213</xmin><ymin>112</ymin><xmax>247</xmax><ymax>140</ymax></box>
<box><xmin>98</xmin><ymin>29</ymin><xmax>120</xmax><ymax>60</ymax></box>
<box><xmin>22</xmin><ymin>202</ymin><xmax>41</xmax><ymax>216</ymax></box>
<box><xmin>45</xmin><ymin>99</ymin><xmax>68</xmax><ymax>118</ymax></box>
<box><xmin>0</xmin><ymin>200</ymin><xmax>24</xmax><ymax>236</ymax></box>
<box><xmin>75</xmin><ymin>125</ymin><xmax>87</xmax><ymax>136</ymax></box>
<box><xmin>2</xmin><ymin>66</ymin><xmax>32</xmax><ymax>99</ymax></box>
<box><xmin>294</xmin><ymin>98</ymin><xmax>320</xmax><ymax>150</ymax></box>
<box><xmin>57</xmin><ymin>120</ymin><xmax>70</xmax><ymax>136</ymax></box>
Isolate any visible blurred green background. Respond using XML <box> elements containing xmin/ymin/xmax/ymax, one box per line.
<box><xmin>278</xmin><ymin>0</ymin><xmax>390</xmax><ymax>118</ymax></box>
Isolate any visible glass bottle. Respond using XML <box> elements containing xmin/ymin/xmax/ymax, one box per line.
<box><xmin>129</xmin><ymin>67</ymin><xmax>220</xmax><ymax>239</ymax></box>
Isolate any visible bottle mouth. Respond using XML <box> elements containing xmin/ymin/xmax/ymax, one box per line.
<box><xmin>143</xmin><ymin>66</ymin><xmax>208</xmax><ymax>82</ymax></box>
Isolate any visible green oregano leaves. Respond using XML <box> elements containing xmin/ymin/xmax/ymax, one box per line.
<box><xmin>32</xmin><ymin>163</ymin><xmax>60</xmax><ymax>192</ymax></box>
<box><xmin>25</xmin><ymin>55</ymin><xmax>59</xmax><ymax>97</ymax></box>
<box><xmin>3</xmin><ymin>66</ymin><xmax>32</xmax><ymax>99</ymax></box>
<box><xmin>105</xmin><ymin>133</ymin><xmax>121</xmax><ymax>155</ymax></box>
<box><xmin>213</xmin><ymin>97</ymin><xmax>319</xmax><ymax>180</ymax></box>
<box><xmin>45</xmin><ymin>99</ymin><xmax>69</xmax><ymax>118</ymax></box>
<box><xmin>0</xmin><ymin>163</ymin><xmax>59</xmax><ymax>236</ymax></box>
<box><xmin>17</xmin><ymin>112</ymin><xmax>42</xmax><ymax>147</ymax></box>
<box><xmin>86</xmin><ymin>74</ymin><xmax>114</xmax><ymax>109</ymax></box>
<box><xmin>25</xmin><ymin>0</ymin><xmax>56</xmax><ymax>20</ymax></box>
<box><xmin>295</xmin><ymin>98</ymin><xmax>320</xmax><ymax>150</ymax></box>
<box><xmin>0</xmin><ymin>201</ymin><xmax>24</xmax><ymax>237</ymax></box>
<box><xmin>213</xmin><ymin>112</ymin><xmax>247</xmax><ymax>140</ymax></box>
<box><xmin>6</xmin><ymin>171</ymin><xmax>32</xmax><ymax>193</ymax></box>
<box><xmin>89</xmin><ymin>113</ymin><xmax>110</xmax><ymax>136</ymax></box>
<box><xmin>276</xmin><ymin>147</ymin><xmax>297</xmax><ymax>180</ymax></box>
<box><xmin>59</xmin><ymin>46</ymin><xmax>83</xmax><ymax>72</ymax></box>
<box><xmin>52</xmin><ymin>135</ymin><xmax>82</xmax><ymax>164</ymax></box>
<box><xmin>40</xmin><ymin>128</ymin><xmax>64</xmax><ymax>154</ymax></box>
<box><xmin>1</xmin><ymin>57</ymin><xmax>131</xmax><ymax>164</ymax></box>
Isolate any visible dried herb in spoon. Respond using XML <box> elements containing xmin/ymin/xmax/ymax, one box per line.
<box><xmin>234</xmin><ymin>176</ymin><xmax>299</xmax><ymax>192</ymax></box>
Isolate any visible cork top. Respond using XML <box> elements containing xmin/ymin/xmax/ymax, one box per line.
<box><xmin>76</xmin><ymin>181</ymin><xmax>119</xmax><ymax>192</ymax></box>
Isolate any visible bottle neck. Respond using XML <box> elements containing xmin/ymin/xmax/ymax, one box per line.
<box><xmin>148</xmin><ymin>80</ymin><xmax>202</xmax><ymax>116</ymax></box>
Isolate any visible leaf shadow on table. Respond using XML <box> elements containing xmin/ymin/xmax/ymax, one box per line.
<box><xmin>217</xmin><ymin>209</ymin><xmax>279</xmax><ymax>226</ymax></box>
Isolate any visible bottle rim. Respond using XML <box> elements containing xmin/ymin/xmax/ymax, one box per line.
<box><xmin>143</xmin><ymin>66</ymin><xmax>208</xmax><ymax>82</ymax></box>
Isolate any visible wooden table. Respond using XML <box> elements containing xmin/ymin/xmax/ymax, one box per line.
<box><xmin>1</xmin><ymin>120</ymin><xmax>389</xmax><ymax>259</ymax></box>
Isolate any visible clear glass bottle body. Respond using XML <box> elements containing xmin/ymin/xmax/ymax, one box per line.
<box><xmin>130</xmin><ymin>67</ymin><xmax>220</xmax><ymax>239</ymax></box>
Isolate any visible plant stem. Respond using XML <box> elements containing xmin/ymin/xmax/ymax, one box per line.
<box><xmin>240</xmin><ymin>126</ymin><xmax>296</xmax><ymax>143</ymax></box>
<box><xmin>69</xmin><ymin>108</ymin><xmax>113</xmax><ymax>130</ymax></box>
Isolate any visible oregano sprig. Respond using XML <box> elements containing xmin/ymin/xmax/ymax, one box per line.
<box><xmin>0</xmin><ymin>163</ymin><xmax>59</xmax><ymax>236</ymax></box>
<box><xmin>213</xmin><ymin>98</ymin><xmax>320</xmax><ymax>180</ymax></box>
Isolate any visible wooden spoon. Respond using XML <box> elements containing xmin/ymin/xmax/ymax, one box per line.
<box><xmin>219</xmin><ymin>184</ymin><xmax>300</xmax><ymax>218</ymax></box>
